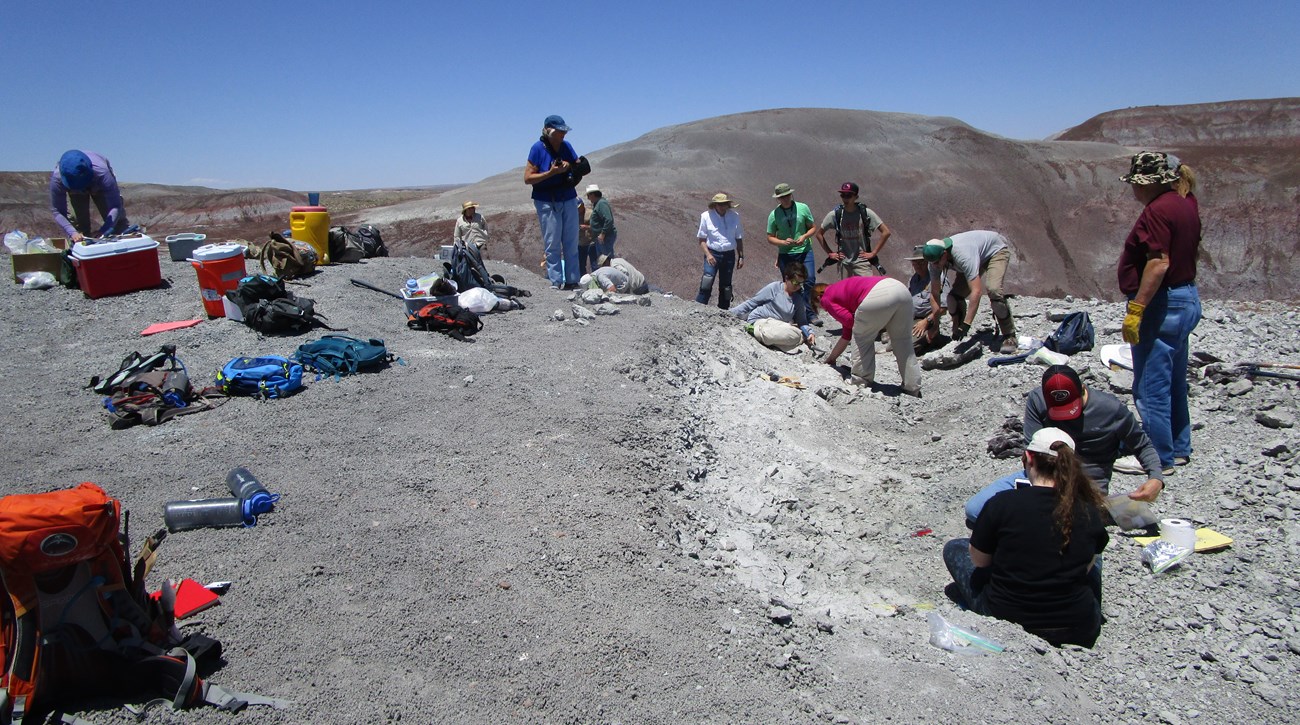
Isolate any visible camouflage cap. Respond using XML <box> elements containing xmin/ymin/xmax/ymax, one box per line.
<box><xmin>1120</xmin><ymin>151</ymin><xmax>1181</xmax><ymax>185</ymax></box>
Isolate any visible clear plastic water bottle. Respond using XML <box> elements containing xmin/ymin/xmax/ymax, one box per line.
<box><xmin>405</xmin><ymin>278</ymin><xmax>422</xmax><ymax>297</ymax></box>
<box><xmin>224</xmin><ymin>466</ymin><xmax>279</xmax><ymax>517</ymax></box>
<box><xmin>163</xmin><ymin>498</ymin><xmax>249</xmax><ymax>532</ymax></box>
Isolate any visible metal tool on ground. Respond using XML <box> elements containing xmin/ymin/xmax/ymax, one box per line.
<box><xmin>350</xmin><ymin>277</ymin><xmax>403</xmax><ymax>299</ymax></box>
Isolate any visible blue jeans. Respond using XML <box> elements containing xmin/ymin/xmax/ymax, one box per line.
<box><xmin>535</xmin><ymin>198</ymin><xmax>580</xmax><ymax>287</ymax></box>
<box><xmin>964</xmin><ymin>470</ymin><xmax>1026</xmax><ymax>529</ymax></box>
<box><xmin>778</xmin><ymin>249</ymin><xmax>816</xmax><ymax>320</ymax></box>
<box><xmin>942</xmin><ymin>538</ymin><xmax>990</xmax><ymax>614</ymax></box>
<box><xmin>592</xmin><ymin>230</ymin><xmax>617</xmax><ymax>263</ymax></box>
<box><xmin>1131</xmin><ymin>284</ymin><xmax>1202</xmax><ymax>466</ymax></box>
<box><xmin>696</xmin><ymin>249</ymin><xmax>736</xmax><ymax>308</ymax></box>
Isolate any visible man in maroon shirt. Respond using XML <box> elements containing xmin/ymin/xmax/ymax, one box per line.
<box><xmin>1116</xmin><ymin>151</ymin><xmax>1203</xmax><ymax>472</ymax></box>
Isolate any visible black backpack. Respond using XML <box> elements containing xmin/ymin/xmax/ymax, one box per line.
<box><xmin>243</xmin><ymin>297</ymin><xmax>338</xmax><ymax>335</ymax></box>
<box><xmin>225</xmin><ymin>274</ymin><xmax>288</xmax><ymax>310</ymax></box>
<box><xmin>444</xmin><ymin>241</ymin><xmax>528</xmax><ymax>297</ymax></box>
<box><xmin>327</xmin><ymin>226</ymin><xmax>366</xmax><ymax>263</ymax></box>
<box><xmin>356</xmin><ymin>225</ymin><xmax>388</xmax><ymax>258</ymax></box>
<box><xmin>407</xmin><ymin>301</ymin><xmax>482</xmax><ymax>339</ymax></box>
<box><xmin>1044</xmin><ymin>311</ymin><xmax>1096</xmax><ymax>355</ymax></box>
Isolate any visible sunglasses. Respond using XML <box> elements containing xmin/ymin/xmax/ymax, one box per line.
<box><xmin>839</xmin><ymin>193</ymin><xmax>854</xmax><ymax>198</ymax></box>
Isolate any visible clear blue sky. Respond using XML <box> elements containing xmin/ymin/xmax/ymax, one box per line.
<box><xmin>3</xmin><ymin>0</ymin><xmax>1295</xmax><ymax>190</ymax></box>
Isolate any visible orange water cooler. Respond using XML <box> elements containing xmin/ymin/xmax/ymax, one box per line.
<box><xmin>290</xmin><ymin>205</ymin><xmax>331</xmax><ymax>264</ymax></box>
<box><xmin>190</xmin><ymin>243</ymin><xmax>248</xmax><ymax>317</ymax></box>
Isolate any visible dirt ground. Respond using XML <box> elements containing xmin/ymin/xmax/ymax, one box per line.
<box><xmin>2</xmin><ymin>250</ymin><xmax>1297</xmax><ymax>723</ymax></box>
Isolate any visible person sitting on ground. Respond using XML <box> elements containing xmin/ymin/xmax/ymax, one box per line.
<box><xmin>581</xmin><ymin>255</ymin><xmax>649</xmax><ymax>295</ymax></box>
<box><xmin>453</xmin><ymin>201</ymin><xmax>489</xmax><ymax>256</ymax></box>
<box><xmin>810</xmin><ymin>275</ymin><xmax>921</xmax><ymax>396</ymax></box>
<box><xmin>964</xmin><ymin>364</ymin><xmax>1165</xmax><ymax>528</ymax></box>
<box><xmin>918</xmin><ymin>230</ymin><xmax>1018</xmax><ymax>354</ymax></box>
<box><xmin>50</xmin><ymin>150</ymin><xmax>130</xmax><ymax>242</ymax></box>
<box><xmin>729</xmin><ymin>263</ymin><xmax>814</xmax><ymax>352</ymax></box>
<box><xmin>943</xmin><ymin>427</ymin><xmax>1109</xmax><ymax>648</ymax></box>
<box><xmin>905</xmin><ymin>245</ymin><xmax>952</xmax><ymax>352</ymax></box>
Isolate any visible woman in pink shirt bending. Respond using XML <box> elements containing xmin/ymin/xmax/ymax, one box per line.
<box><xmin>811</xmin><ymin>276</ymin><xmax>921</xmax><ymax>397</ymax></box>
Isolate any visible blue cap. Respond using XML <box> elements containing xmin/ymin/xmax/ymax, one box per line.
<box><xmin>543</xmin><ymin>115</ymin><xmax>570</xmax><ymax>132</ymax></box>
<box><xmin>59</xmin><ymin>150</ymin><xmax>93</xmax><ymax>192</ymax></box>
<box><xmin>240</xmin><ymin>491</ymin><xmax>278</xmax><ymax>525</ymax></box>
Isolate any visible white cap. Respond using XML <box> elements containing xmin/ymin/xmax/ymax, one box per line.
<box><xmin>585</xmin><ymin>184</ymin><xmax>601</xmax><ymax>194</ymax></box>
<box><xmin>1026</xmin><ymin>427</ymin><xmax>1075</xmax><ymax>457</ymax></box>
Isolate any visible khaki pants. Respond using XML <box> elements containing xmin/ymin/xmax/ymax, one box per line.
<box><xmin>851</xmin><ymin>278</ymin><xmax>921</xmax><ymax>392</ymax></box>
<box><xmin>950</xmin><ymin>248</ymin><xmax>1015</xmax><ymax>337</ymax></box>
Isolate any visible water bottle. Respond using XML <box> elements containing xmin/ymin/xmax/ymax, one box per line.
<box><xmin>163</xmin><ymin>498</ymin><xmax>248</xmax><ymax>532</ymax></box>
<box><xmin>224</xmin><ymin>466</ymin><xmax>279</xmax><ymax>517</ymax></box>
<box><xmin>405</xmin><ymin>278</ymin><xmax>422</xmax><ymax>297</ymax></box>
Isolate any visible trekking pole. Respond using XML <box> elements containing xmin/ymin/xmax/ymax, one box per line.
<box><xmin>350</xmin><ymin>278</ymin><xmax>403</xmax><ymax>300</ymax></box>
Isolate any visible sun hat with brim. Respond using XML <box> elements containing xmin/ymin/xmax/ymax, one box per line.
<box><xmin>461</xmin><ymin>201</ymin><xmax>479</xmax><ymax>211</ymax></box>
<box><xmin>710</xmin><ymin>193</ymin><xmax>738</xmax><ymax>207</ymax></box>
<box><xmin>1120</xmin><ymin>151</ymin><xmax>1181</xmax><ymax>185</ymax></box>
<box><xmin>904</xmin><ymin>245</ymin><xmax>927</xmax><ymax>261</ymax></box>
<box><xmin>544</xmin><ymin>115</ymin><xmax>571</xmax><ymax>132</ymax></box>
<box><xmin>1026</xmin><ymin>427</ymin><xmax>1076</xmax><ymax>457</ymax></box>
<box><xmin>58</xmin><ymin>150</ymin><xmax>93</xmax><ymax>192</ymax></box>
<box><xmin>921</xmin><ymin>238</ymin><xmax>952</xmax><ymax>263</ymax></box>
<box><xmin>1041</xmin><ymin>364</ymin><xmax>1085</xmax><ymax>421</ymax></box>
<box><xmin>772</xmin><ymin>183</ymin><xmax>794</xmax><ymax>198</ymax></box>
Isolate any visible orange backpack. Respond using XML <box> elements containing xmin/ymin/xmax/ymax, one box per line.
<box><xmin>0</xmin><ymin>483</ymin><xmax>288</xmax><ymax>723</ymax></box>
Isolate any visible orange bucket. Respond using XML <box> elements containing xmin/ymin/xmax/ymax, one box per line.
<box><xmin>190</xmin><ymin>243</ymin><xmax>247</xmax><ymax>317</ymax></box>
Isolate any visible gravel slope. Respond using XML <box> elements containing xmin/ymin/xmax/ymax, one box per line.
<box><xmin>1</xmin><ymin>251</ymin><xmax>1296</xmax><ymax>723</ymax></box>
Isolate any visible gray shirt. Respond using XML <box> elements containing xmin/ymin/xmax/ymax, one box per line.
<box><xmin>729</xmin><ymin>281</ymin><xmax>808</xmax><ymax>327</ymax></box>
<box><xmin>453</xmin><ymin>212</ymin><xmax>489</xmax><ymax>248</ymax></box>
<box><xmin>909</xmin><ymin>270</ymin><xmax>953</xmax><ymax>318</ymax></box>
<box><xmin>937</xmin><ymin>229</ymin><xmax>1008</xmax><ymax>282</ymax></box>
<box><xmin>819</xmin><ymin>204</ymin><xmax>883</xmax><ymax>259</ymax></box>
<box><xmin>1025</xmin><ymin>386</ymin><xmax>1164</xmax><ymax>493</ymax></box>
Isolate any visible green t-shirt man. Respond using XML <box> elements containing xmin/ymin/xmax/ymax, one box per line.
<box><xmin>766</xmin><ymin>199</ymin><xmax>816</xmax><ymax>255</ymax></box>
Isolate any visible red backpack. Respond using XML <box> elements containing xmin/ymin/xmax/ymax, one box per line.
<box><xmin>0</xmin><ymin>483</ymin><xmax>288</xmax><ymax>722</ymax></box>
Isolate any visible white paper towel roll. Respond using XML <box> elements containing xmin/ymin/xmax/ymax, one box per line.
<box><xmin>1160</xmin><ymin>518</ymin><xmax>1197</xmax><ymax>551</ymax></box>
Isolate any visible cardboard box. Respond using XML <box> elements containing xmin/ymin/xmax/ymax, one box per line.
<box><xmin>70</xmin><ymin>236</ymin><xmax>162</xmax><ymax>299</ymax></box>
<box><xmin>11</xmin><ymin>237</ymin><xmax>68</xmax><ymax>283</ymax></box>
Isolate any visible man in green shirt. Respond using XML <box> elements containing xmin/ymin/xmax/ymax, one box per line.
<box><xmin>766</xmin><ymin>183</ymin><xmax>819</xmax><ymax>323</ymax></box>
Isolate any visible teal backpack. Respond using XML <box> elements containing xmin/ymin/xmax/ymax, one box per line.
<box><xmin>292</xmin><ymin>335</ymin><xmax>400</xmax><ymax>379</ymax></box>
<box><xmin>216</xmin><ymin>356</ymin><xmax>304</xmax><ymax>399</ymax></box>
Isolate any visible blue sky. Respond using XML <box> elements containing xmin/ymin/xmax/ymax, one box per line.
<box><xmin>3</xmin><ymin>0</ymin><xmax>1295</xmax><ymax>190</ymax></box>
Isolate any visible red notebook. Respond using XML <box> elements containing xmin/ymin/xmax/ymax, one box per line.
<box><xmin>171</xmin><ymin>578</ymin><xmax>221</xmax><ymax>619</ymax></box>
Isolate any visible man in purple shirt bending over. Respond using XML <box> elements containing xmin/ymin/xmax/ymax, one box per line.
<box><xmin>49</xmin><ymin>150</ymin><xmax>130</xmax><ymax>242</ymax></box>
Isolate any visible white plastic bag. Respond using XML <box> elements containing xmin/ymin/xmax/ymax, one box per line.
<box><xmin>18</xmin><ymin>271</ymin><xmax>57</xmax><ymax>290</ymax></box>
<box><xmin>4</xmin><ymin>230</ymin><xmax>29</xmax><ymax>254</ymax></box>
<box><xmin>927</xmin><ymin>612</ymin><xmax>1005</xmax><ymax>655</ymax></box>
<box><xmin>458</xmin><ymin>287</ymin><xmax>501</xmax><ymax>314</ymax></box>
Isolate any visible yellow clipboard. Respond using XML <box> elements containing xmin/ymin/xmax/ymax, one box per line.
<box><xmin>1132</xmin><ymin>527</ymin><xmax>1233</xmax><ymax>552</ymax></box>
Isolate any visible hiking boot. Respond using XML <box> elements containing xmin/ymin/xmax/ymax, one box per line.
<box><xmin>998</xmin><ymin>336</ymin><xmax>1018</xmax><ymax>355</ymax></box>
<box><xmin>1112</xmin><ymin>455</ymin><xmax>1145</xmax><ymax>475</ymax></box>
<box><xmin>1174</xmin><ymin>455</ymin><xmax>1191</xmax><ymax>466</ymax></box>
<box><xmin>811</xmin><ymin>316</ymin><xmax>825</xmax><ymax>328</ymax></box>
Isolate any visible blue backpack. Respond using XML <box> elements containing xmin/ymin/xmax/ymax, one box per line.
<box><xmin>216</xmin><ymin>355</ymin><xmax>304</xmax><ymax>399</ymax></box>
<box><xmin>292</xmin><ymin>335</ymin><xmax>399</xmax><ymax>379</ymax></box>
<box><xmin>1044</xmin><ymin>312</ymin><xmax>1096</xmax><ymax>355</ymax></box>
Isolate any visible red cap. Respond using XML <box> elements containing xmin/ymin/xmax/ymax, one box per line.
<box><xmin>838</xmin><ymin>182</ymin><xmax>859</xmax><ymax>195</ymax></box>
<box><xmin>1041</xmin><ymin>365</ymin><xmax>1083</xmax><ymax>421</ymax></box>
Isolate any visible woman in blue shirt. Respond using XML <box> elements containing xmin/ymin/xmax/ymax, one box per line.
<box><xmin>524</xmin><ymin>115</ymin><xmax>583</xmax><ymax>289</ymax></box>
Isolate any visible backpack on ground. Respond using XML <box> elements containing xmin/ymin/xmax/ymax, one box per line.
<box><xmin>1044</xmin><ymin>311</ymin><xmax>1096</xmax><ymax>355</ymax></box>
<box><xmin>242</xmin><ymin>296</ymin><xmax>339</xmax><ymax>335</ymax></box>
<box><xmin>327</xmin><ymin>226</ymin><xmax>366</xmax><ymax>264</ymax></box>
<box><xmin>0</xmin><ymin>483</ymin><xmax>290</xmax><ymax>722</ymax></box>
<box><xmin>355</xmin><ymin>225</ymin><xmax>388</xmax><ymax>258</ymax></box>
<box><xmin>88</xmin><ymin>344</ymin><xmax>180</xmax><ymax>395</ymax></box>
<box><xmin>407</xmin><ymin>300</ymin><xmax>482</xmax><ymax>339</ymax></box>
<box><xmin>224</xmin><ymin>274</ymin><xmax>288</xmax><ymax>310</ymax></box>
<box><xmin>216</xmin><ymin>356</ymin><xmax>304</xmax><ymax>399</ymax></box>
<box><xmin>254</xmin><ymin>232</ymin><xmax>316</xmax><ymax>280</ymax></box>
<box><xmin>98</xmin><ymin>348</ymin><xmax>223</xmax><ymax>429</ymax></box>
<box><xmin>293</xmin><ymin>335</ymin><xmax>400</xmax><ymax>378</ymax></box>
<box><xmin>444</xmin><ymin>241</ymin><xmax>529</xmax><ymax>298</ymax></box>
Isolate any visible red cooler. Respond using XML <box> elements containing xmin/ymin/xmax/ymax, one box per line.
<box><xmin>70</xmin><ymin>236</ymin><xmax>162</xmax><ymax>299</ymax></box>
<box><xmin>190</xmin><ymin>243</ymin><xmax>248</xmax><ymax>317</ymax></box>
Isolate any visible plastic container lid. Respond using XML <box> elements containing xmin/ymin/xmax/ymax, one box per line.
<box><xmin>71</xmin><ymin>235</ymin><xmax>158</xmax><ymax>259</ymax></box>
<box><xmin>290</xmin><ymin>206</ymin><xmax>328</xmax><ymax>212</ymax></box>
<box><xmin>164</xmin><ymin>233</ymin><xmax>207</xmax><ymax>244</ymax></box>
<box><xmin>191</xmin><ymin>242</ymin><xmax>245</xmax><ymax>261</ymax></box>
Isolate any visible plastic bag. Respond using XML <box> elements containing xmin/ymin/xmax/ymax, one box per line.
<box><xmin>1105</xmin><ymin>494</ymin><xmax>1158</xmax><ymax>530</ymax></box>
<box><xmin>18</xmin><ymin>271</ymin><xmax>57</xmax><ymax>290</ymax></box>
<box><xmin>4</xmin><ymin>230</ymin><xmax>29</xmax><ymax>254</ymax></box>
<box><xmin>927</xmin><ymin>612</ymin><xmax>1005</xmax><ymax>655</ymax></box>
<box><xmin>458</xmin><ymin>287</ymin><xmax>501</xmax><ymax>314</ymax></box>
<box><xmin>1141</xmin><ymin>539</ymin><xmax>1191</xmax><ymax>574</ymax></box>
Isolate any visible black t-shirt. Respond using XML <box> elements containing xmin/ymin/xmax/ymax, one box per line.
<box><xmin>970</xmin><ymin>487</ymin><xmax>1108</xmax><ymax>631</ymax></box>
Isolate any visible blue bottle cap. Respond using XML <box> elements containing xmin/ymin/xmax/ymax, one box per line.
<box><xmin>242</xmin><ymin>491</ymin><xmax>277</xmax><ymax>520</ymax></box>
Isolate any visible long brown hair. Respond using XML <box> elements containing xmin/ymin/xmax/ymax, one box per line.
<box><xmin>1172</xmin><ymin>162</ymin><xmax>1198</xmax><ymax>198</ymax></box>
<box><xmin>1028</xmin><ymin>443</ymin><xmax>1104</xmax><ymax>551</ymax></box>
<box><xmin>809</xmin><ymin>282</ymin><xmax>829</xmax><ymax>311</ymax></box>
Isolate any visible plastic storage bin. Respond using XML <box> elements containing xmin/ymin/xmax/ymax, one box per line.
<box><xmin>70</xmin><ymin>236</ymin><xmax>162</xmax><ymax>299</ymax></box>
<box><xmin>164</xmin><ymin>233</ymin><xmax>208</xmax><ymax>262</ymax></box>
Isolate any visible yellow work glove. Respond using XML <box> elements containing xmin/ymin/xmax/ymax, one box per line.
<box><xmin>1122</xmin><ymin>301</ymin><xmax>1145</xmax><ymax>345</ymax></box>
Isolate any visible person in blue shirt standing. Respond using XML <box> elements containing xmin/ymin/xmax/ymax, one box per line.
<box><xmin>49</xmin><ymin>150</ymin><xmax>130</xmax><ymax>242</ymax></box>
<box><xmin>524</xmin><ymin>115</ymin><xmax>583</xmax><ymax>289</ymax></box>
